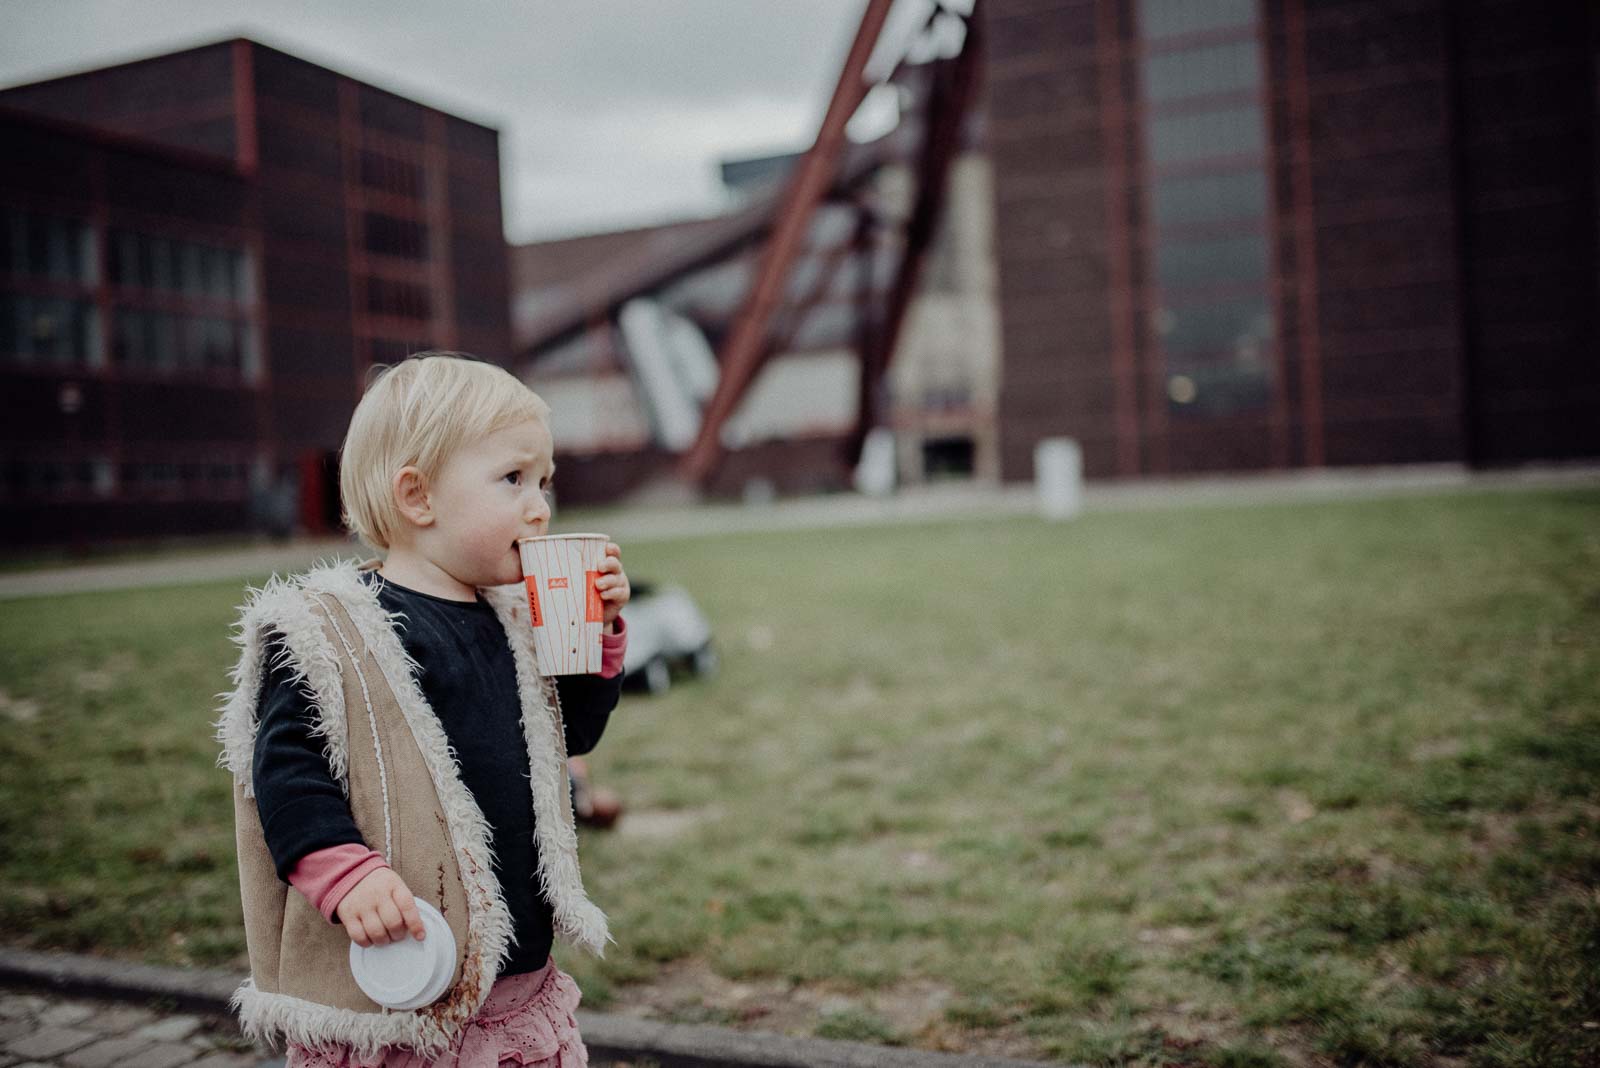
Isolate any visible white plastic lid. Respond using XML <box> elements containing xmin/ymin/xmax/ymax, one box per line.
<box><xmin>348</xmin><ymin>899</ymin><xmax>457</xmax><ymax>1010</ymax></box>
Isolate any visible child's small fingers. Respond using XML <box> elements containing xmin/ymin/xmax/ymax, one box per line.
<box><xmin>393</xmin><ymin>887</ymin><xmax>426</xmax><ymax>941</ymax></box>
<box><xmin>361</xmin><ymin>912</ymin><xmax>389</xmax><ymax>946</ymax></box>
<box><xmin>377</xmin><ymin>898</ymin><xmax>405</xmax><ymax>941</ymax></box>
<box><xmin>606</xmin><ymin>542</ymin><xmax>620</xmax><ymax>556</ymax></box>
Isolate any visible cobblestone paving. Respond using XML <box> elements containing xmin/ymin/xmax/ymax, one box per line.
<box><xmin>0</xmin><ymin>986</ymin><xmax>670</xmax><ymax>1067</ymax></box>
<box><xmin>0</xmin><ymin>987</ymin><xmax>283</xmax><ymax>1068</ymax></box>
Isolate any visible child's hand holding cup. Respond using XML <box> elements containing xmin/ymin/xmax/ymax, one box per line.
<box><xmin>517</xmin><ymin>534</ymin><xmax>630</xmax><ymax>674</ymax></box>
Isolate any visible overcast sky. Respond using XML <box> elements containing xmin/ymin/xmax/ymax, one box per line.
<box><xmin>1</xmin><ymin>0</ymin><xmax>930</xmax><ymax>243</ymax></box>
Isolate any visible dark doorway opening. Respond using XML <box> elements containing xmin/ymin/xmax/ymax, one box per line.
<box><xmin>298</xmin><ymin>450</ymin><xmax>343</xmax><ymax>535</ymax></box>
<box><xmin>922</xmin><ymin>436</ymin><xmax>975</xmax><ymax>479</ymax></box>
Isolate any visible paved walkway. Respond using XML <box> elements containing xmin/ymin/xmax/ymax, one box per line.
<box><xmin>0</xmin><ymin>986</ymin><xmax>280</xmax><ymax>1068</ymax></box>
<box><xmin>0</xmin><ymin>970</ymin><xmax>1031</xmax><ymax>1068</ymax></box>
<box><xmin>2</xmin><ymin>464</ymin><xmax>1595</xmax><ymax>602</ymax></box>
<box><xmin>0</xmin><ymin>985</ymin><xmax>665</xmax><ymax>1068</ymax></box>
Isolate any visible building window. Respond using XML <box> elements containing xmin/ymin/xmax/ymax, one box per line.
<box><xmin>1</xmin><ymin>210</ymin><xmax>102</xmax><ymax>368</ymax></box>
<box><xmin>116</xmin><ymin>457</ymin><xmax>250</xmax><ymax>500</ymax></box>
<box><xmin>1151</xmin><ymin>170</ymin><xmax>1268</xmax><ymax>227</ymax></box>
<box><xmin>1148</xmin><ymin>107</ymin><xmax>1264</xmax><ymax>165</ymax></box>
<box><xmin>366</xmin><ymin>275</ymin><xmax>432</xmax><ymax>320</ymax></box>
<box><xmin>360</xmin><ymin>149</ymin><xmax>425</xmax><ymax>199</ymax></box>
<box><xmin>1</xmin><ymin>455</ymin><xmax>115</xmax><ymax>502</ymax></box>
<box><xmin>1138</xmin><ymin>0</ymin><xmax>1257</xmax><ymax>38</ymax></box>
<box><xmin>1137</xmin><ymin>0</ymin><xmax>1275</xmax><ymax>417</ymax></box>
<box><xmin>112</xmin><ymin>309</ymin><xmax>245</xmax><ymax>373</ymax></box>
<box><xmin>101</xmin><ymin>227</ymin><xmax>256</xmax><ymax>380</ymax></box>
<box><xmin>108</xmin><ymin>229</ymin><xmax>247</xmax><ymax>300</ymax></box>
<box><xmin>363</xmin><ymin>212</ymin><xmax>428</xmax><ymax>260</ymax></box>
<box><xmin>1143</xmin><ymin>40</ymin><xmax>1262</xmax><ymax>102</ymax></box>
<box><xmin>0</xmin><ymin>293</ymin><xmax>101</xmax><ymax>368</ymax></box>
<box><xmin>3</xmin><ymin>209</ymin><xmax>97</xmax><ymax>283</ymax></box>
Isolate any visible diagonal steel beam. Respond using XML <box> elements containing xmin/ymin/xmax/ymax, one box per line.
<box><xmin>769</xmin><ymin>202</ymin><xmax>876</xmax><ymax>355</ymax></box>
<box><xmin>678</xmin><ymin>0</ymin><xmax>897</xmax><ymax>484</ymax></box>
<box><xmin>846</xmin><ymin>3</ymin><xmax>984</xmax><ymax>466</ymax></box>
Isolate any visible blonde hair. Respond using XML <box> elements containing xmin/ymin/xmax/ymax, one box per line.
<box><xmin>339</xmin><ymin>352</ymin><xmax>551</xmax><ymax>551</ymax></box>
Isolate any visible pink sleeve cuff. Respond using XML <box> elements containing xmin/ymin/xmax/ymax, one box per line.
<box><xmin>599</xmin><ymin>615</ymin><xmax>627</xmax><ymax>679</ymax></box>
<box><xmin>288</xmin><ymin>843</ymin><xmax>389</xmax><ymax>923</ymax></box>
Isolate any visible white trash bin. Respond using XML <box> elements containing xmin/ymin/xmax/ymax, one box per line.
<box><xmin>853</xmin><ymin>426</ymin><xmax>897</xmax><ymax>498</ymax></box>
<box><xmin>1035</xmin><ymin>438</ymin><xmax>1083</xmax><ymax>520</ymax></box>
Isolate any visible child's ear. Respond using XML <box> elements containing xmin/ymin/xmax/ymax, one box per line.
<box><xmin>393</xmin><ymin>466</ymin><xmax>435</xmax><ymax>528</ymax></box>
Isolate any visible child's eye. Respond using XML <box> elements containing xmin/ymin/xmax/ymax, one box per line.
<box><xmin>503</xmin><ymin>470</ymin><xmax>522</xmax><ymax>485</ymax></box>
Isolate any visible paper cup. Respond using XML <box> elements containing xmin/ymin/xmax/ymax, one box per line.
<box><xmin>348</xmin><ymin>898</ymin><xmax>456</xmax><ymax>1011</ymax></box>
<box><xmin>517</xmin><ymin>533</ymin><xmax>608</xmax><ymax>675</ymax></box>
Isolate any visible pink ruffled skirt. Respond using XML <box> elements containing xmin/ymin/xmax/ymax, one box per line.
<box><xmin>286</xmin><ymin>959</ymin><xmax>587</xmax><ymax>1068</ymax></box>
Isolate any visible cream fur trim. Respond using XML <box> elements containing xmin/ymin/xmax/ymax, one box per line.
<box><xmin>483</xmin><ymin>585</ymin><xmax>613</xmax><ymax>956</ymax></box>
<box><xmin>214</xmin><ymin>558</ymin><xmax>359</xmax><ymax>797</ymax></box>
<box><xmin>232</xmin><ymin>980</ymin><xmax>453</xmax><ymax>1059</ymax></box>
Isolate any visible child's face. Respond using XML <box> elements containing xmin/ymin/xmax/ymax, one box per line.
<box><xmin>422</xmin><ymin>417</ymin><xmax>556</xmax><ymax>589</ymax></box>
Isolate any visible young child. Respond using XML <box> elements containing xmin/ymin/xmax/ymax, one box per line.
<box><xmin>215</xmin><ymin>353</ymin><xmax>631</xmax><ymax>1066</ymax></box>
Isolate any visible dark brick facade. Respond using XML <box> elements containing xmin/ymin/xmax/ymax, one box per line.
<box><xmin>985</xmin><ymin>0</ymin><xmax>1599</xmax><ymax>481</ymax></box>
<box><xmin>0</xmin><ymin>39</ymin><xmax>511</xmax><ymax>546</ymax></box>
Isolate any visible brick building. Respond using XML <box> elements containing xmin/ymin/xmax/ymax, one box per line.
<box><xmin>0</xmin><ymin>39</ymin><xmax>510</xmax><ymax>545</ymax></box>
<box><xmin>984</xmin><ymin>0</ymin><xmax>1598</xmax><ymax>480</ymax></box>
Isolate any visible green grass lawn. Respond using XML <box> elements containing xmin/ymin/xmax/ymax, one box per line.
<box><xmin>2</xmin><ymin>488</ymin><xmax>1597</xmax><ymax>1067</ymax></box>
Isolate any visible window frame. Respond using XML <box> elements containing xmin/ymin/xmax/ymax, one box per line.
<box><xmin>1132</xmin><ymin>0</ymin><xmax>1287</xmax><ymax>430</ymax></box>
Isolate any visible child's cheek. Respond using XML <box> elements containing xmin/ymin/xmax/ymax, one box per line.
<box><xmin>470</xmin><ymin>528</ymin><xmax>516</xmax><ymax>567</ymax></box>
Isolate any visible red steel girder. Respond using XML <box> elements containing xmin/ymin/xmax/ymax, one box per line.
<box><xmin>678</xmin><ymin>0</ymin><xmax>896</xmax><ymax>484</ymax></box>
<box><xmin>847</xmin><ymin>4</ymin><xmax>984</xmax><ymax>466</ymax></box>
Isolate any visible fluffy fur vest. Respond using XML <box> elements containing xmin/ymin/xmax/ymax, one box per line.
<box><xmin>214</xmin><ymin>559</ymin><xmax>609</xmax><ymax>1057</ymax></box>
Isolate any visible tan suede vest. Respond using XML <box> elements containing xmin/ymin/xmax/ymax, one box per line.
<box><xmin>216</xmin><ymin>560</ymin><xmax>610</xmax><ymax>1058</ymax></box>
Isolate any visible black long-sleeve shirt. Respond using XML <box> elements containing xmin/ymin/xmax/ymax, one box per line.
<box><xmin>251</xmin><ymin>570</ymin><xmax>621</xmax><ymax>975</ymax></box>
